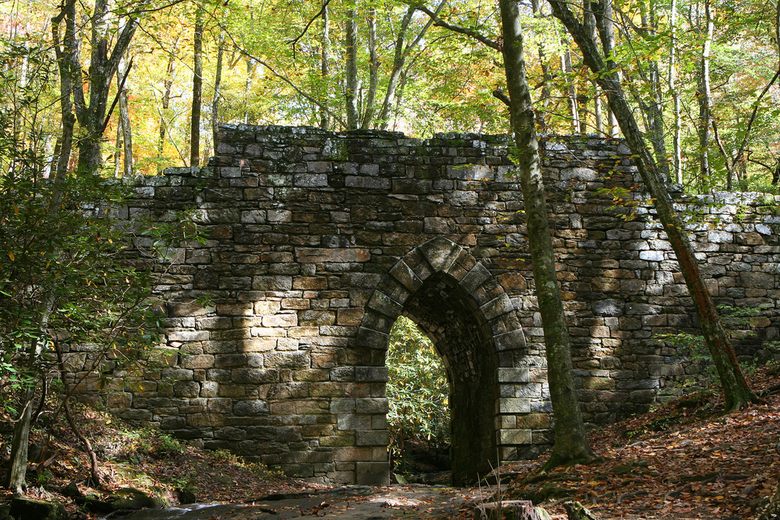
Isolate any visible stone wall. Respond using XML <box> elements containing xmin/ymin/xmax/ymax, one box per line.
<box><xmin>62</xmin><ymin>125</ymin><xmax>780</xmax><ymax>484</ymax></box>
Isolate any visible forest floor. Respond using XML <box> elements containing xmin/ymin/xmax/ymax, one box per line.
<box><xmin>503</xmin><ymin>364</ymin><xmax>780</xmax><ymax>519</ymax></box>
<box><xmin>0</xmin><ymin>365</ymin><xmax>778</xmax><ymax>519</ymax></box>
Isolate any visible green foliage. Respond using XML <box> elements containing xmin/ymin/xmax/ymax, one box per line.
<box><xmin>0</xmin><ymin>170</ymin><xmax>163</xmax><ymax>409</ymax></box>
<box><xmin>0</xmin><ymin>40</ymin><xmax>193</xmax><ymax>418</ymax></box>
<box><xmin>386</xmin><ymin>316</ymin><xmax>450</xmax><ymax>470</ymax></box>
<box><xmin>152</xmin><ymin>433</ymin><xmax>186</xmax><ymax>458</ymax></box>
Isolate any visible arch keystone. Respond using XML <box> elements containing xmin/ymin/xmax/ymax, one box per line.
<box><xmin>418</xmin><ymin>236</ymin><xmax>463</xmax><ymax>273</ymax></box>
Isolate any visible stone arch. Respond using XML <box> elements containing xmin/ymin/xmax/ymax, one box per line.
<box><xmin>354</xmin><ymin>236</ymin><xmax>530</xmax><ymax>485</ymax></box>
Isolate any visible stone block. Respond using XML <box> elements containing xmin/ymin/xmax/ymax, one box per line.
<box><xmin>268</xmin><ymin>209</ymin><xmax>292</xmax><ymax>223</ymax></box>
<box><xmin>355</xmin><ymin>398</ymin><xmax>388</xmax><ymax>414</ymax></box>
<box><xmin>337</xmin><ymin>308</ymin><xmax>364</xmax><ymax>326</ymax></box>
<box><xmin>498</xmin><ymin>368</ymin><xmax>530</xmax><ymax>383</ymax></box>
<box><xmin>494</xmin><ymin>330</ymin><xmax>526</xmax><ymax>351</ymax></box>
<box><xmin>419</xmin><ymin>237</ymin><xmax>462</xmax><ymax>273</ymax></box>
<box><xmin>355</xmin><ymin>327</ymin><xmax>389</xmax><ymax>349</ymax></box>
<box><xmin>295</xmin><ymin>248</ymin><xmax>371</xmax><ymax>264</ymax></box>
<box><xmin>366</xmin><ymin>291</ymin><xmax>402</xmax><ymax>317</ymax></box>
<box><xmin>355</xmin><ymin>366</ymin><xmax>388</xmax><ymax>382</ymax></box>
<box><xmin>460</xmin><ymin>262</ymin><xmax>492</xmax><ymax>293</ymax></box>
<box><xmin>337</xmin><ymin>414</ymin><xmax>372</xmax><ymax>430</ymax></box>
<box><xmin>389</xmin><ymin>260</ymin><xmax>423</xmax><ymax>292</ymax></box>
<box><xmin>561</xmin><ymin>167</ymin><xmax>597</xmax><ymax>181</ymax></box>
<box><xmin>295</xmin><ymin>173</ymin><xmax>329</xmax><ymax>187</ymax></box>
<box><xmin>264</xmin><ymin>351</ymin><xmax>309</xmax><ymax>369</ymax></box>
<box><xmin>345</xmin><ymin>176</ymin><xmax>390</xmax><ymax>190</ymax></box>
<box><xmin>498</xmin><ymin>398</ymin><xmax>531</xmax><ymax>414</ymax></box>
<box><xmin>233</xmin><ymin>399</ymin><xmax>269</xmax><ymax>415</ymax></box>
<box><xmin>356</xmin><ymin>430</ymin><xmax>390</xmax><ymax>446</ymax></box>
<box><xmin>240</xmin><ymin>210</ymin><xmax>266</xmax><ymax>223</ymax></box>
<box><xmin>355</xmin><ymin>462</ymin><xmax>390</xmax><ymax>485</ymax></box>
<box><xmin>252</xmin><ymin>276</ymin><xmax>293</xmax><ymax>291</ymax></box>
<box><xmin>173</xmin><ymin>381</ymin><xmax>200</xmax><ymax>398</ymax></box>
<box><xmin>639</xmin><ymin>250</ymin><xmax>664</xmax><ymax>261</ymax></box>
<box><xmin>498</xmin><ymin>429</ymin><xmax>533</xmax><ymax>445</ymax></box>
<box><xmin>263</xmin><ymin>313</ymin><xmax>298</xmax><ymax>327</ymax></box>
<box><xmin>481</xmin><ymin>294</ymin><xmax>514</xmax><ymax>320</ymax></box>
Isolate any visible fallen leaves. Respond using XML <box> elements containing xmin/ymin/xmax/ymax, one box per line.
<box><xmin>503</xmin><ymin>367</ymin><xmax>780</xmax><ymax>519</ymax></box>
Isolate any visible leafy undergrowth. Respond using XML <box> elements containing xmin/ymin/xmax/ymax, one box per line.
<box><xmin>501</xmin><ymin>365</ymin><xmax>780</xmax><ymax>519</ymax></box>
<box><xmin>0</xmin><ymin>403</ymin><xmax>316</xmax><ymax>519</ymax></box>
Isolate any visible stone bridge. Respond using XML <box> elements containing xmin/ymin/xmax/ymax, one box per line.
<box><xmin>66</xmin><ymin>125</ymin><xmax>780</xmax><ymax>485</ymax></box>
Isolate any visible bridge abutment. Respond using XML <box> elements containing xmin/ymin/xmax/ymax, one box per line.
<box><xmin>63</xmin><ymin>125</ymin><xmax>780</xmax><ymax>484</ymax></box>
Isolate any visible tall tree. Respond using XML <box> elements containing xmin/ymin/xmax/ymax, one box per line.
<box><xmin>320</xmin><ymin>0</ymin><xmax>331</xmax><ymax>130</ymax></box>
<box><xmin>561</xmin><ymin>46</ymin><xmax>581</xmax><ymax>133</ymax></box>
<box><xmin>361</xmin><ymin>6</ymin><xmax>379</xmax><ymax>129</ymax></box>
<box><xmin>499</xmin><ymin>0</ymin><xmax>595</xmax><ymax>467</ymax></box>
<box><xmin>212</xmin><ymin>32</ymin><xmax>225</xmax><ymax>154</ymax></box>
<box><xmin>669</xmin><ymin>0</ymin><xmax>683</xmax><ymax>183</ymax></box>
<box><xmin>548</xmin><ymin>0</ymin><xmax>759</xmax><ymax>411</ymax></box>
<box><xmin>157</xmin><ymin>37</ymin><xmax>178</xmax><ymax>169</ymax></box>
<box><xmin>190</xmin><ymin>6</ymin><xmax>204</xmax><ymax>167</ymax></box>
<box><xmin>51</xmin><ymin>0</ymin><xmax>147</xmax><ymax>174</ymax></box>
<box><xmin>379</xmin><ymin>2</ymin><xmax>442</xmax><ymax>129</ymax></box>
<box><xmin>117</xmin><ymin>52</ymin><xmax>133</xmax><ymax>177</ymax></box>
<box><xmin>697</xmin><ymin>0</ymin><xmax>714</xmax><ymax>191</ymax></box>
<box><xmin>344</xmin><ymin>1</ymin><xmax>359</xmax><ymax>130</ymax></box>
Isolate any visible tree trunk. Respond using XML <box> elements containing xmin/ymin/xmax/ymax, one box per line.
<box><xmin>379</xmin><ymin>7</ymin><xmax>413</xmax><ymax>129</ymax></box>
<box><xmin>320</xmin><ymin>0</ymin><xmax>331</xmax><ymax>130</ymax></box>
<box><xmin>599</xmin><ymin>0</ymin><xmax>620</xmax><ymax>138</ymax></box>
<box><xmin>548</xmin><ymin>0</ymin><xmax>758</xmax><ymax>411</ymax></box>
<box><xmin>51</xmin><ymin>1</ymin><xmax>76</xmax><ymax>180</ymax></box>
<box><xmin>117</xmin><ymin>53</ymin><xmax>133</xmax><ymax>177</ymax></box>
<box><xmin>498</xmin><ymin>0</ymin><xmax>595</xmax><ymax>467</ymax></box>
<box><xmin>158</xmin><ymin>41</ymin><xmax>177</xmax><ymax>168</ymax></box>
<box><xmin>697</xmin><ymin>0</ymin><xmax>714</xmax><ymax>191</ymax></box>
<box><xmin>7</xmin><ymin>293</ymin><xmax>55</xmax><ymax>494</ymax></box>
<box><xmin>76</xmin><ymin>131</ymin><xmax>105</xmax><ymax>175</ymax></box>
<box><xmin>7</xmin><ymin>387</ymin><xmax>35</xmax><ymax>494</ymax></box>
<box><xmin>64</xmin><ymin>0</ymin><xmax>143</xmax><ymax>175</ymax></box>
<box><xmin>345</xmin><ymin>1</ymin><xmax>359</xmax><ymax>130</ymax></box>
<box><xmin>641</xmin><ymin>2</ymin><xmax>670</xmax><ymax>180</ymax></box>
<box><xmin>361</xmin><ymin>7</ymin><xmax>378</xmax><ymax>129</ymax></box>
<box><xmin>114</xmin><ymin>123</ymin><xmax>122</xmax><ymax>178</ymax></box>
<box><xmin>669</xmin><ymin>0</ymin><xmax>683</xmax><ymax>184</ymax></box>
<box><xmin>243</xmin><ymin>59</ymin><xmax>255</xmax><ymax>124</ymax></box>
<box><xmin>561</xmin><ymin>47</ymin><xmax>580</xmax><ymax>134</ymax></box>
<box><xmin>75</xmin><ymin>0</ymin><xmax>111</xmax><ymax>174</ymax></box>
<box><xmin>212</xmin><ymin>32</ymin><xmax>224</xmax><ymax>155</ymax></box>
<box><xmin>190</xmin><ymin>7</ymin><xmax>204</xmax><ymax>168</ymax></box>
<box><xmin>593</xmin><ymin>82</ymin><xmax>603</xmax><ymax>135</ymax></box>
<box><xmin>531</xmin><ymin>0</ymin><xmax>552</xmax><ymax>134</ymax></box>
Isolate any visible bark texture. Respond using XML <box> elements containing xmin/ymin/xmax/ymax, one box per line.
<box><xmin>548</xmin><ymin>0</ymin><xmax>758</xmax><ymax>411</ymax></box>
<box><xmin>344</xmin><ymin>2</ymin><xmax>359</xmax><ymax>130</ymax></box>
<box><xmin>190</xmin><ymin>7</ymin><xmax>204</xmax><ymax>167</ymax></box>
<box><xmin>498</xmin><ymin>0</ymin><xmax>594</xmax><ymax>466</ymax></box>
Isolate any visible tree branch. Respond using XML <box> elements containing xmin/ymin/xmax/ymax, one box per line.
<box><xmin>492</xmin><ymin>88</ymin><xmax>511</xmax><ymax>107</ymax></box>
<box><xmin>288</xmin><ymin>0</ymin><xmax>332</xmax><ymax>54</ymax></box>
<box><xmin>215</xmin><ymin>18</ymin><xmax>347</xmax><ymax>128</ymax></box>
<box><xmin>101</xmin><ymin>57</ymin><xmax>134</xmax><ymax>133</ymax></box>
<box><xmin>410</xmin><ymin>2</ymin><xmax>500</xmax><ymax>50</ymax></box>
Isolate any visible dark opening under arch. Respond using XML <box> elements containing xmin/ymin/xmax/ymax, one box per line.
<box><xmin>400</xmin><ymin>271</ymin><xmax>498</xmax><ymax>485</ymax></box>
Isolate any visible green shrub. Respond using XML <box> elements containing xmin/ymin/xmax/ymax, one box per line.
<box><xmin>386</xmin><ymin>317</ymin><xmax>450</xmax><ymax>470</ymax></box>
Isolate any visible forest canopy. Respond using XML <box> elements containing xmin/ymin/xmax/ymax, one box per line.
<box><xmin>1</xmin><ymin>0</ymin><xmax>779</xmax><ymax>192</ymax></box>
